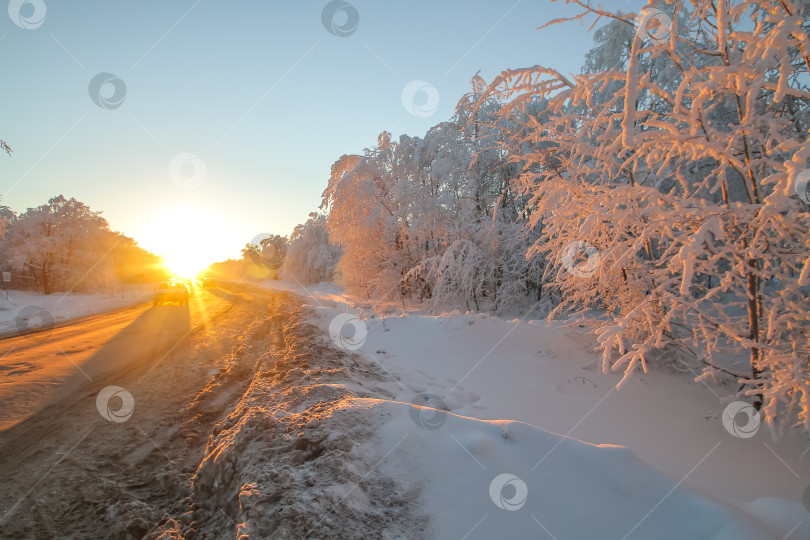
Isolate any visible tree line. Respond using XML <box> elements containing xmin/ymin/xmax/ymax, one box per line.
<box><xmin>0</xmin><ymin>194</ymin><xmax>167</xmax><ymax>294</ymax></box>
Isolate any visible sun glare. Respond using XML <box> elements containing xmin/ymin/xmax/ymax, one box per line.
<box><xmin>133</xmin><ymin>203</ymin><xmax>242</xmax><ymax>278</ymax></box>
<box><xmin>163</xmin><ymin>253</ymin><xmax>206</xmax><ymax>279</ymax></box>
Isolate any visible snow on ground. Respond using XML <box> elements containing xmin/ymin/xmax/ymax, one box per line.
<box><xmin>0</xmin><ymin>285</ymin><xmax>153</xmax><ymax>337</ymax></box>
<box><xmin>258</xmin><ymin>278</ymin><xmax>810</xmax><ymax>538</ymax></box>
<box><xmin>378</xmin><ymin>404</ymin><xmax>768</xmax><ymax>539</ymax></box>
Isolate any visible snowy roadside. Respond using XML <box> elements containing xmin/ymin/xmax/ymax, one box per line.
<box><xmin>0</xmin><ymin>285</ymin><xmax>153</xmax><ymax>337</ymax></box>
<box><xmin>253</xmin><ymin>278</ymin><xmax>810</xmax><ymax>538</ymax></box>
<box><xmin>188</xmin><ymin>293</ymin><xmax>429</xmax><ymax>538</ymax></box>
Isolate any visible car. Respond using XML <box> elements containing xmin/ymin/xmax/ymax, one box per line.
<box><xmin>153</xmin><ymin>281</ymin><xmax>189</xmax><ymax>305</ymax></box>
<box><xmin>202</xmin><ymin>277</ymin><xmax>216</xmax><ymax>288</ymax></box>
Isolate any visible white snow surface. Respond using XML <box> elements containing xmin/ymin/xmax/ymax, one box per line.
<box><xmin>259</xmin><ymin>279</ymin><xmax>810</xmax><ymax>539</ymax></box>
<box><xmin>0</xmin><ymin>286</ymin><xmax>152</xmax><ymax>336</ymax></box>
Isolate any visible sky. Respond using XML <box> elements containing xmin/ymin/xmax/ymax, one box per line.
<box><xmin>1</xmin><ymin>0</ymin><xmax>646</xmax><ymax>266</ymax></box>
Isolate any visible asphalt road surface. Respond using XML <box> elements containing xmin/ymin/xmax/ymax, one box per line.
<box><xmin>0</xmin><ymin>281</ymin><xmax>258</xmax><ymax>432</ymax></box>
<box><xmin>0</xmin><ymin>281</ymin><xmax>283</xmax><ymax>538</ymax></box>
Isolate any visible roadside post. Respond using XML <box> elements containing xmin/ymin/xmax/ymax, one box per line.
<box><xmin>2</xmin><ymin>272</ymin><xmax>10</xmax><ymax>299</ymax></box>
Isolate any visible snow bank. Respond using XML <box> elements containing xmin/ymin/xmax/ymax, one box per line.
<box><xmin>256</xmin><ymin>279</ymin><xmax>810</xmax><ymax>538</ymax></box>
<box><xmin>189</xmin><ymin>296</ymin><xmax>427</xmax><ymax>538</ymax></box>
<box><xmin>0</xmin><ymin>286</ymin><xmax>152</xmax><ymax>336</ymax></box>
<box><xmin>378</xmin><ymin>406</ymin><xmax>768</xmax><ymax>539</ymax></box>
<box><xmin>189</xmin><ymin>293</ymin><xmax>770</xmax><ymax>538</ymax></box>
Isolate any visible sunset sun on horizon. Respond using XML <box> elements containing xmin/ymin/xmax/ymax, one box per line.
<box><xmin>132</xmin><ymin>203</ymin><xmax>244</xmax><ymax>278</ymax></box>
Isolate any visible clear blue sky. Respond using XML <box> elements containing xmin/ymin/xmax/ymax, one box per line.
<box><xmin>1</xmin><ymin>0</ymin><xmax>644</xmax><ymax>262</ymax></box>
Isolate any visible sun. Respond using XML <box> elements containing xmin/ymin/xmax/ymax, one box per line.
<box><xmin>162</xmin><ymin>252</ymin><xmax>207</xmax><ymax>279</ymax></box>
<box><xmin>133</xmin><ymin>203</ymin><xmax>243</xmax><ymax>278</ymax></box>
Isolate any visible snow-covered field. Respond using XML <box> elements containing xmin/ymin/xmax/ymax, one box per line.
<box><xmin>258</xmin><ymin>278</ymin><xmax>810</xmax><ymax>538</ymax></box>
<box><xmin>0</xmin><ymin>286</ymin><xmax>153</xmax><ymax>336</ymax></box>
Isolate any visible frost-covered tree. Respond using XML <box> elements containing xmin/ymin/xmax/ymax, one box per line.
<box><xmin>241</xmin><ymin>234</ymin><xmax>288</xmax><ymax>280</ymax></box>
<box><xmin>2</xmin><ymin>196</ymin><xmax>167</xmax><ymax>292</ymax></box>
<box><xmin>473</xmin><ymin>0</ymin><xmax>810</xmax><ymax>433</ymax></box>
<box><xmin>281</xmin><ymin>213</ymin><xmax>341</xmax><ymax>284</ymax></box>
<box><xmin>321</xmin><ymin>133</ymin><xmax>416</xmax><ymax>302</ymax></box>
<box><xmin>320</xmin><ymin>105</ymin><xmax>544</xmax><ymax>312</ymax></box>
<box><xmin>5</xmin><ymin>195</ymin><xmax>121</xmax><ymax>293</ymax></box>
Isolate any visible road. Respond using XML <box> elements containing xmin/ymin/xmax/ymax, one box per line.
<box><xmin>0</xmin><ymin>281</ymin><xmax>286</xmax><ymax>538</ymax></box>
<box><xmin>0</xmin><ymin>282</ymin><xmax>255</xmax><ymax>433</ymax></box>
